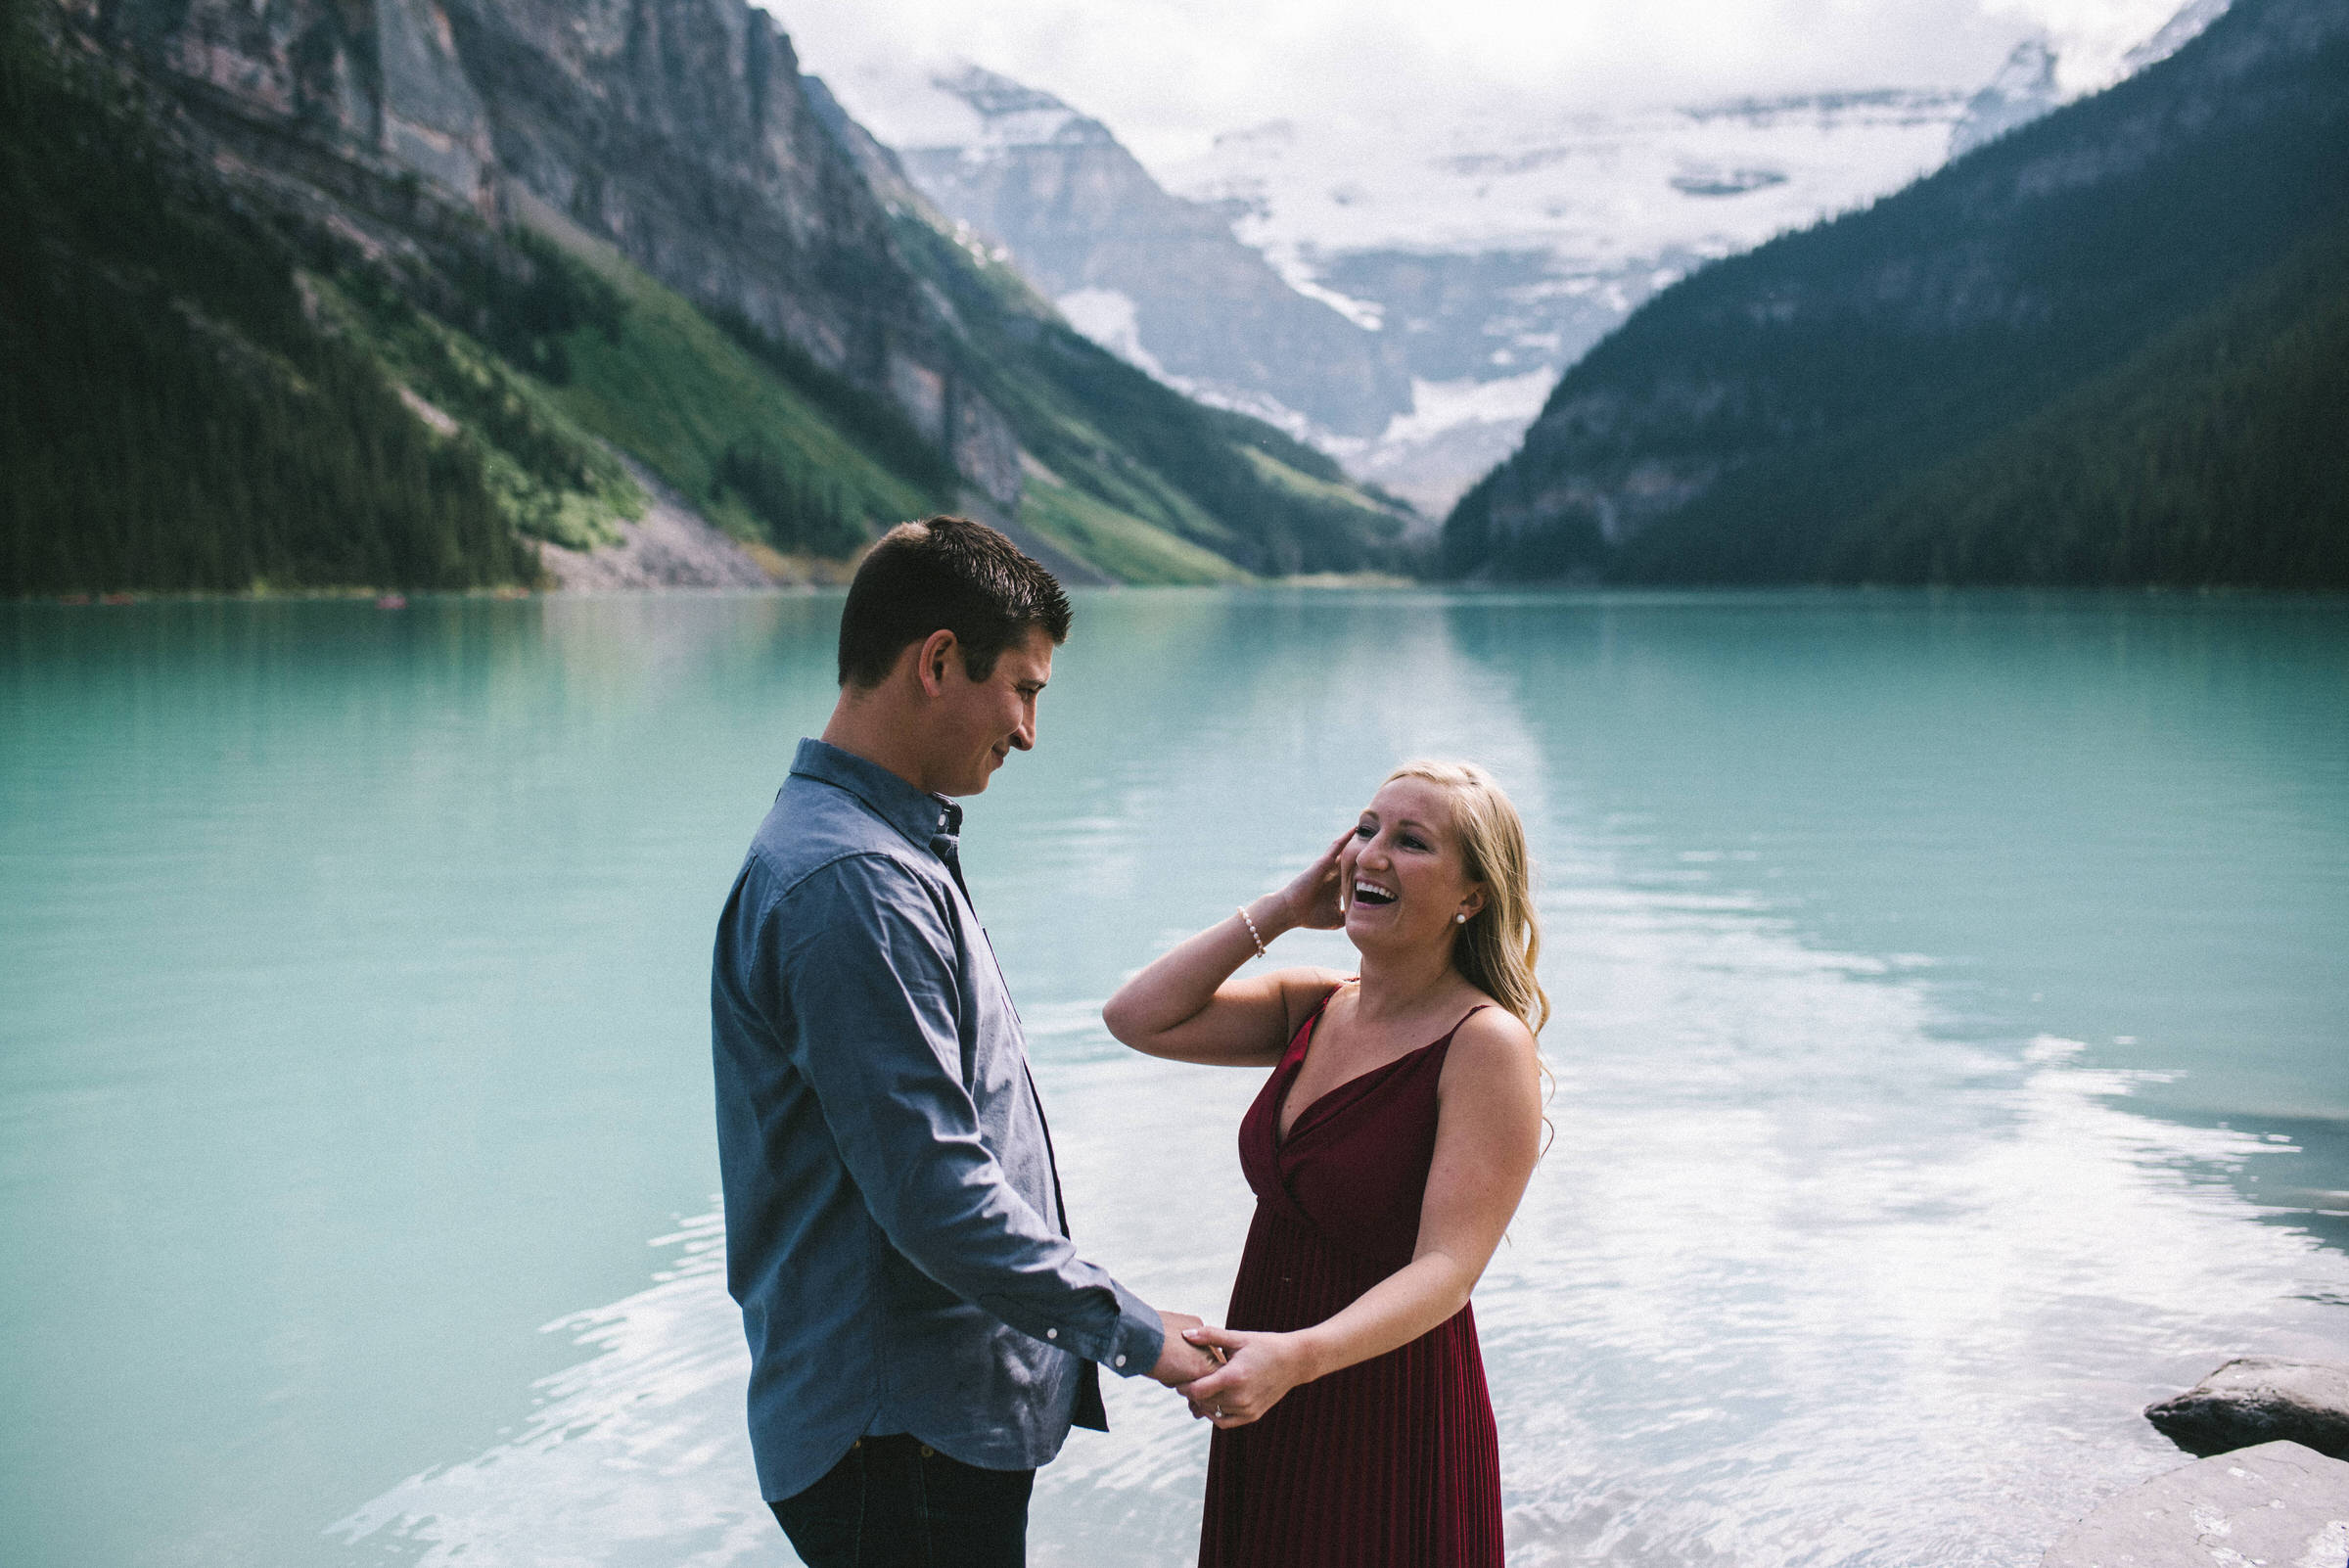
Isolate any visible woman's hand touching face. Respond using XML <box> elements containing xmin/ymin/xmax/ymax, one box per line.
<box><xmin>1269</xmin><ymin>827</ymin><xmax>1355</xmax><ymax>931</ymax></box>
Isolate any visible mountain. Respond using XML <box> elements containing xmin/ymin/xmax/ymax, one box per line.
<box><xmin>1182</xmin><ymin>92</ymin><xmax>1997</xmax><ymax>514</ymax></box>
<box><xmin>887</xmin><ymin>67</ymin><xmax>1414</xmax><ymax>444</ymax></box>
<box><xmin>1833</xmin><ymin>215</ymin><xmax>2349</xmax><ymax>585</ymax></box>
<box><xmin>1439</xmin><ymin>0</ymin><xmax>2349</xmax><ymax>588</ymax></box>
<box><xmin>802</xmin><ymin>76</ymin><xmax>1417</xmax><ymax>581</ymax></box>
<box><xmin>813</xmin><ymin>5</ymin><xmax>2238</xmax><ymax>521</ymax></box>
<box><xmin>1948</xmin><ymin>39</ymin><xmax>2062</xmax><ymax>159</ymax></box>
<box><xmin>2124</xmin><ymin>0</ymin><xmax>2237</xmax><ymax>74</ymax></box>
<box><xmin>836</xmin><ymin>63</ymin><xmax>1991</xmax><ymax>517</ymax></box>
<box><xmin>4</xmin><ymin>0</ymin><xmax>1409</xmax><ymax>596</ymax></box>
<box><xmin>1947</xmin><ymin>2</ymin><xmax>2236</xmax><ymax>161</ymax></box>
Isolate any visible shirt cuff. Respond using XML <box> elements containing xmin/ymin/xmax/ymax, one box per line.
<box><xmin>1102</xmin><ymin>1277</ymin><xmax>1165</xmax><ymax>1379</ymax></box>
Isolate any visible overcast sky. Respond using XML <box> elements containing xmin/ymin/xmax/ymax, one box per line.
<box><xmin>769</xmin><ymin>0</ymin><xmax>2197</xmax><ymax>167</ymax></box>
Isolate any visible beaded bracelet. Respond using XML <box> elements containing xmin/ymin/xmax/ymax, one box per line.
<box><xmin>1235</xmin><ymin>904</ymin><xmax>1269</xmax><ymax>959</ymax></box>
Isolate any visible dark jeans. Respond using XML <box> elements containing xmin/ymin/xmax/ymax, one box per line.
<box><xmin>771</xmin><ymin>1433</ymin><xmax>1035</xmax><ymax>1568</ymax></box>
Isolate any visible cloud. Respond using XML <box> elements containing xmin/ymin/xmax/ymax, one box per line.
<box><xmin>767</xmin><ymin>0</ymin><xmax>2195</xmax><ymax>167</ymax></box>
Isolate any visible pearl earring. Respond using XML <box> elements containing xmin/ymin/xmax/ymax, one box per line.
<box><xmin>1455</xmin><ymin>912</ymin><xmax>1467</xmax><ymax>924</ymax></box>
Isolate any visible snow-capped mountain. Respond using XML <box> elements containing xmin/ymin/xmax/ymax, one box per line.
<box><xmin>1948</xmin><ymin>40</ymin><xmax>2063</xmax><ymax>158</ymax></box>
<box><xmin>825</xmin><ymin>1</ymin><xmax>2234</xmax><ymax>516</ymax></box>
<box><xmin>1927</xmin><ymin>1</ymin><xmax>2229</xmax><ymax>180</ymax></box>
<box><xmin>2123</xmin><ymin>0</ymin><xmax>2236</xmax><ymax>73</ymax></box>
<box><xmin>1167</xmin><ymin>89</ymin><xmax>1987</xmax><ymax>510</ymax></box>
<box><xmin>887</xmin><ymin>68</ymin><xmax>1413</xmax><ymax>444</ymax></box>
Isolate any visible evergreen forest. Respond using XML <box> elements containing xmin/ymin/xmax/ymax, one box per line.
<box><xmin>0</xmin><ymin>5</ymin><xmax>527</xmax><ymax>595</ymax></box>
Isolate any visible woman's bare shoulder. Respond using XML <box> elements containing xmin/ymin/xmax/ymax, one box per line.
<box><xmin>1448</xmin><ymin>999</ymin><xmax>1540</xmax><ymax>1070</ymax></box>
<box><xmin>1268</xmin><ymin>965</ymin><xmax>1354</xmax><ymax>997</ymax></box>
<box><xmin>1270</xmin><ymin>966</ymin><xmax>1354</xmax><ymax>1032</ymax></box>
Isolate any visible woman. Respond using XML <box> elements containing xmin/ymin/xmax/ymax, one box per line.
<box><xmin>1102</xmin><ymin>761</ymin><xmax>1547</xmax><ymax>1568</ymax></box>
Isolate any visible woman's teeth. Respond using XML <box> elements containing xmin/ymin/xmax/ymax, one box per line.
<box><xmin>1353</xmin><ymin>879</ymin><xmax>1396</xmax><ymax>906</ymax></box>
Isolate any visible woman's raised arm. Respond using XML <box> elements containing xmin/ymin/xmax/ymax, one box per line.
<box><xmin>1101</xmin><ymin>828</ymin><xmax>1354</xmax><ymax>1067</ymax></box>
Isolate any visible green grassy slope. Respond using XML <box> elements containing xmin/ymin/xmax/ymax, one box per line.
<box><xmin>516</xmin><ymin>208</ymin><xmax>946</xmax><ymax>549</ymax></box>
<box><xmin>314</xmin><ymin>268</ymin><xmax>645</xmax><ymax>553</ymax></box>
<box><xmin>1018</xmin><ymin>467</ymin><xmax>1250</xmax><ymax>585</ymax></box>
<box><xmin>314</xmin><ymin>214</ymin><xmax>956</xmax><ymax>567</ymax></box>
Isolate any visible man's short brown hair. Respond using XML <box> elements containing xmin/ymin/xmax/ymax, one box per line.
<box><xmin>837</xmin><ymin>516</ymin><xmax>1073</xmax><ymax>688</ymax></box>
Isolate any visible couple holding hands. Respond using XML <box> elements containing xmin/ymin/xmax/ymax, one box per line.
<box><xmin>714</xmin><ymin>517</ymin><xmax>1546</xmax><ymax>1568</ymax></box>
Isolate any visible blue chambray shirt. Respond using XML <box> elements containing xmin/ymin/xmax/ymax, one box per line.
<box><xmin>712</xmin><ymin>738</ymin><xmax>1165</xmax><ymax>1501</ymax></box>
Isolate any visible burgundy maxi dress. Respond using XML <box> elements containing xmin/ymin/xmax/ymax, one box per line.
<box><xmin>1197</xmin><ymin>985</ymin><xmax>1503</xmax><ymax>1568</ymax></box>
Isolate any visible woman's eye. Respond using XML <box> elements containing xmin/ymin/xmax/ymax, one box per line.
<box><xmin>1402</xmin><ymin>836</ymin><xmax>1428</xmax><ymax>852</ymax></box>
<box><xmin>1354</xmin><ymin>825</ymin><xmax>1373</xmax><ymax>839</ymax></box>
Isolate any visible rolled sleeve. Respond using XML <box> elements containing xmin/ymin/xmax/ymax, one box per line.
<box><xmin>770</xmin><ymin>854</ymin><xmax>1163</xmax><ymax>1375</ymax></box>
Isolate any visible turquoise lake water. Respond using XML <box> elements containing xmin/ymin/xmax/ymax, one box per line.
<box><xmin>2</xmin><ymin>589</ymin><xmax>2345</xmax><ymax>1567</ymax></box>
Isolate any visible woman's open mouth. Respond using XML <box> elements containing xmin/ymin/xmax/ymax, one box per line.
<box><xmin>1353</xmin><ymin>878</ymin><xmax>1396</xmax><ymax>907</ymax></box>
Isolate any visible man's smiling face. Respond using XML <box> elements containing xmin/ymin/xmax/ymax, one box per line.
<box><xmin>927</xmin><ymin>625</ymin><xmax>1053</xmax><ymax>797</ymax></box>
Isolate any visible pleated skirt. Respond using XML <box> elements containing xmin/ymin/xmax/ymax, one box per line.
<box><xmin>1196</xmin><ymin>1206</ymin><xmax>1502</xmax><ymax>1568</ymax></box>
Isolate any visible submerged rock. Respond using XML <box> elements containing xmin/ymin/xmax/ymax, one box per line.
<box><xmin>2148</xmin><ymin>1357</ymin><xmax>2349</xmax><ymax>1460</ymax></box>
<box><xmin>2040</xmin><ymin>1440</ymin><xmax>2349</xmax><ymax>1568</ymax></box>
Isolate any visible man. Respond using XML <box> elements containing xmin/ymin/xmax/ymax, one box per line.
<box><xmin>712</xmin><ymin>516</ymin><xmax>1218</xmax><ymax>1567</ymax></box>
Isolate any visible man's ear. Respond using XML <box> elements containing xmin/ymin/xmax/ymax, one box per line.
<box><xmin>913</xmin><ymin>629</ymin><xmax>959</xmax><ymax>698</ymax></box>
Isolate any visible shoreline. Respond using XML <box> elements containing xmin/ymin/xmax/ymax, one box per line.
<box><xmin>19</xmin><ymin>577</ymin><xmax>2349</xmax><ymax>605</ymax></box>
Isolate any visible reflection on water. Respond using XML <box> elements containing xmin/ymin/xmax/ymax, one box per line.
<box><xmin>3</xmin><ymin>590</ymin><xmax>2344</xmax><ymax>1568</ymax></box>
<box><xmin>329</xmin><ymin>1214</ymin><xmax>773</xmax><ymax>1567</ymax></box>
<box><xmin>338</xmin><ymin>858</ymin><xmax>2344</xmax><ymax>1568</ymax></box>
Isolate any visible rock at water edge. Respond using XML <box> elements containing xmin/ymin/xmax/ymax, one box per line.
<box><xmin>2039</xmin><ymin>1439</ymin><xmax>2349</xmax><ymax>1568</ymax></box>
<box><xmin>2148</xmin><ymin>1357</ymin><xmax>2349</xmax><ymax>1461</ymax></box>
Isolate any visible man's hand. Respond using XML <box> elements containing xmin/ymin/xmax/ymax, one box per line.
<box><xmin>1149</xmin><ymin>1310</ymin><xmax>1221</xmax><ymax>1386</ymax></box>
<box><xmin>1175</xmin><ymin>1324</ymin><xmax>1313</xmax><ymax>1427</ymax></box>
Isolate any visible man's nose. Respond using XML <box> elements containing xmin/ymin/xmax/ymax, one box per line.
<box><xmin>1009</xmin><ymin>714</ymin><xmax>1036</xmax><ymax>750</ymax></box>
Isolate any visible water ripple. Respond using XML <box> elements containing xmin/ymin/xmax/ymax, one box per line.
<box><xmin>334</xmin><ymin>888</ymin><xmax>2349</xmax><ymax>1568</ymax></box>
<box><xmin>329</xmin><ymin>1213</ymin><xmax>777</xmax><ymax>1567</ymax></box>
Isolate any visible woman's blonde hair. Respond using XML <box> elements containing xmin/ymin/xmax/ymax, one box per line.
<box><xmin>1385</xmin><ymin>760</ymin><xmax>1548</xmax><ymax>1036</ymax></box>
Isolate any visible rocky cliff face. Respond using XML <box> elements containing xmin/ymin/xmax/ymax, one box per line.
<box><xmin>1443</xmin><ymin>0</ymin><xmax>2349</xmax><ymax>582</ymax></box>
<box><xmin>65</xmin><ymin>0</ymin><xmax>1021</xmax><ymax>510</ymax></box>
<box><xmin>80</xmin><ymin>0</ymin><xmax>478</xmax><ymax>201</ymax></box>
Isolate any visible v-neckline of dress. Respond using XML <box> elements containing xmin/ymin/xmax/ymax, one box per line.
<box><xmin>1273</xmin><ymin>986</ymin><xmax>1480</xmax><ymax>1151</ymax></box>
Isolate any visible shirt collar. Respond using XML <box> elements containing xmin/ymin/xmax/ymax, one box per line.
<box><xmin>789</xmin><ymin>737</ymin><xmax>962</xmax><ymax>851</ymax></box>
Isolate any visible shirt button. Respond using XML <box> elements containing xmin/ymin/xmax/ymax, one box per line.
<box><xmin>1115</xmin><ymin>1354</ymin><xmax>1128</xmax><ymax>1367</ymax></box>
<box><xmin>1045</xmin><ymin>1328</ymin><xmax>1057</xmax><ymax>1340</ymax></box>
